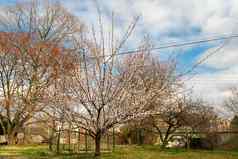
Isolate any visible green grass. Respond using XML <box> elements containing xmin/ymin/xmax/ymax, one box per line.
<box><xmin>0</xmin><ymin>145</ymin><xmax>238</xmax><ymax>159</ymax></box>
<box><xmin>0</xmin><ymin>145</ymin><xmax>53</xmax><ymax>158</ymax></box>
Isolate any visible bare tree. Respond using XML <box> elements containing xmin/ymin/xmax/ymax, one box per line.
<box><xmin>63</xmin><ymin>13</ymin><xmax>179</xmax><ymax>155</ymax></box>
<box><xmin>0</xmin><ymin>0</ymin><xmax>82</xmax><ymax>144</ymax></box>
<box><xmin>225</xmin><ymin>87</ymin><xmax>238</xmax><ymax>116</ymax></box>
<box><xmin>182</xmin><ymin>99</ymin><xmax>218</xmax><ymax>133</ymax></box>
<box><xmin>148</xmin><ymin>96</ymin><xmax>188</xmax><ymax>148</ymax></box>
<box><xmin>146</xmin><ymin>95</ymin><xmax>217</xmax><ymax>148</ymax></box>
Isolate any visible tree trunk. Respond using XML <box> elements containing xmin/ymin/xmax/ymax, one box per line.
<box><xmin>56</xmin><ymin>131</ymin><xmax>61</xmax><ymax>154</ymax></box>
<box><xmin>49</xmin><ymin>139</ymin><xmax>53</xmax><ymax>151</ymax></box>
<box><xmin>95</xmin><ymin>133</ymin><xmax>101</xmax><ymax>157</ymax></box>
<box><xmin>7</xmin><ymin>132</ymin><xmax>17</xmax><ymax>145</ymax></box>
<box><xmin>161</xmin><ymin>138</ymin><xmax>169</xmax><ymax>149</ymax></box>
<box><xmin>160</xmin><ymin>125</ymin><xmax>172</xmax><ymax>149</ymax></box>
<box><xmin>186</xmin><ymin>129</ymin><xmax>190</xmax><ymax>150</ymax></box>
<box><xmin>48</xmin><ymin>128</ymin><xmax>54</xmax><ymax>151</ymax></box>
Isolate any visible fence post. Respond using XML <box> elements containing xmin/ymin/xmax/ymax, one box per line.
<box><xmin>186</xmin><ymin>128</ymin><xmax>190</xmax><ymax>150</ymax></box>
<box><xmin>136</xmin><ymin>128</ymin><xmax>139</xmax><ymax>145</ymax></box>
<box><xmin>107</xmin><ymin>133</ymin><xmax>110</xmax><ymax>151</ymax></box>
<box><xmin>62</xmin><ymin>131</ymin><xmax>65</xmax><ymax>151</ymax></box>
<box><xmin>139</xmin><ymin>128</ymin><xmax>144</xmax><ymax>145</ymax></box>
<box><xmin>78</xmin><ymin>129</ymin><xmax>80</xmax><ymax>152</ymax></box>
<box><xmin>73</xmin><ymin>131</ymin><xmax>76</xmax><ymax>153</ymax></box>
<box><xmin>48</xmin><ymin>127</ymin><xmax>53</xmax><ymax>151</ymax></box>
<box><xmin>85</xmin><ymin>130</ymin><xmax>88</xmax><ymax>152</ymax></box>
<box><xmin>112</xmin><ymin>127</ymin><xmax>115</xmax><ymax>151</ymax></box>
<box><xmin>56</xmin><ymin>130</ymin><xmax>61</xmax><ymax>154</ymax></box>
<box><xmin>68</xmin><ymin>124</ymin><xmax>71</xmax><ymax>152</ymax></box>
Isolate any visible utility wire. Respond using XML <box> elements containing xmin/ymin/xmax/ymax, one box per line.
<box><xmin>85</xmin><ymin>33</ymin><xmax>238</xmax><ymax>81</ymax></box>
<box><xmin>178</xmin><ymin>38</ymin><xmax>230</xmax><ymax>80</ymax></box>
<box><xmin>95</xmin><ymin>33</ymin><xmax>238</xmax><ymax>58</ymax></box>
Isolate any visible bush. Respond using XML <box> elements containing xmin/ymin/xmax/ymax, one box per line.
<box><xmin>190</xmin><ymin>134</ymin><xmax>221</xmax><ymax>150</ymax></box>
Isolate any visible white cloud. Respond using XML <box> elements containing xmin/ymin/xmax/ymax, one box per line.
<box><xmin>194</xmin><ymin>38</ymin><xmax>238</xmax><ymax>106</ymax></box>
<box><xmin>184</xmin><ymin>65</ymin><xmax>238</xmax><ymax>108</ymax></box>
<box><xmin>61</xmin><ymin>0</ymin><xmax>238</xmax><ymax>106</ymax></box>
<box><xmin>62</xmin><ymin>0</ymin><xmax>238</xmax><ymax>44</ymax></box>
<box><xmin>199</xmin><ymin>39</ymin><xmax>238</xmax><ymax>69</ymax></box>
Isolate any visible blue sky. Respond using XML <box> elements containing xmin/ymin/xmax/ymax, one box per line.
<box><xmin>0</xmin><ymin>0</ymin><xmax>238</xmax><ymax>109</ymax></box>
<box><xmin>0</xmin><ymin>0</ymin><xmax>16</xmax><ymax>5</ymax></box>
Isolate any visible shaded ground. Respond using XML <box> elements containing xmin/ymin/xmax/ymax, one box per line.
<box><xmin>0</xmin><ymin>145</ymin><xmax>237</xmax><ymax>159</ymax></box>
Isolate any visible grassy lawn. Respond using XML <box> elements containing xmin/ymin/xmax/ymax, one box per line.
<box><xmin>0</xmin><ymin>145</ymin><xmax>237</xmax><ymax>159</ymax></box>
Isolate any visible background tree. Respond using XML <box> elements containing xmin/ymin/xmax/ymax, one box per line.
<box><xmin>182</xmin><ymin>99</ymin><xmax>218</xmax><ymax>133</ymax></box>
<box><xmin>144</xmin><ymin>96</ymin><xmax>218</xmax><ymax>148</ymax></box>
<box><xmin>230</xmin><ymin>115</ymin><xmax>238</xmax><ymax>131</ymax></box>
<box><xmin>148</xmin><ymin>96</ymin><xmax>188</xmax><ymax>148</ymax></box>
<box><xmin>0</xmin><ymin>0</ymin><xmax>82</xmax><ymax>144</ymax></box>
<box><xmin>225</xmin><ymin>87</ymin><xmax>238</xmax><ymax>116</ymax></box>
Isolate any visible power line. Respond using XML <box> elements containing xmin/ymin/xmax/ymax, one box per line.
<box><xmin>85</xmin><ymin>33</ymin><xmax>238</xmax><ymax>59</ymax></box>
<box><xmin>113</xmin><ymin>34</ymin><xmax>238</xmax><ymax>57</ymax></box>
<box><xmin>177</xmin><ymin>39</ymin><xmax>229</xmax><ymax>79</ymax></box>
<box><xmin>84</xmin><ymin>33</ymin><xmax>238</xmax><ymax>80</ymax></box>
